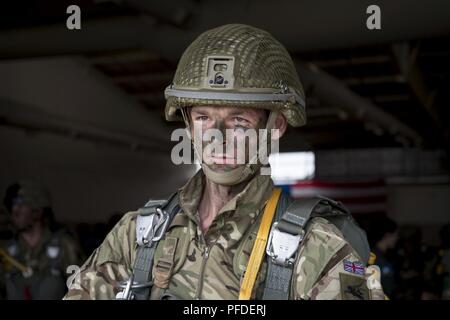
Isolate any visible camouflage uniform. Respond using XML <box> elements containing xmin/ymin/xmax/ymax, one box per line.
<box><xmin>1</xmin><ymin>227</ymin><xmax>82</xmax><ymax>300</ymax></box>
<box><xmin>1</xmin><ymin>180</ymin><xmax>83</xmax><ymax>299</ymax></box>
<box><xmin>64</xmin><ymin>171</ymin><xmax>382</xmax><ymax>300</ymax></box>
<box><xmin>65</xmin><ymin>24</ymin><xmax>384</xmax><ymax>300</ymax></box>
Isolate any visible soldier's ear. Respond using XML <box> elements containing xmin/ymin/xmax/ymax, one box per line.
<box><xmin>271</xmin><ymin>113</ymin><xmax>287</xmax><ymax>140</ymax></box>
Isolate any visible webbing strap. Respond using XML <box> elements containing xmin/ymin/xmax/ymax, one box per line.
<box><xmin>262</xmin><ymin>196</ymin><xmax>359</xmax><ymax>300</ymax></box>
<box><xmin>277</xmin><ymin>197</ymin><xmax>324</xmax><ymax>234</ymax></box>
<box><xmin>262</xmin><ymin>197</ymin><xmax>323</xmax><ymax>300</ymax></box>
<box><xmin>132</xmin><ymin>245</ymin><xmax>157</xmax><ymax>300</ymax></box>
<box><xmin>239</xmin><ymin>188</ymin><xmax>282</xmax><ymax>300</ymax></box>
<box><xmin>262</xmin><ymin>263</ymin><xmax>292</xmax><ymax>299</ymax></box>
<box><xmin>130</xmin><ymin>192</ymin><xmax>179</xmax><ymax>300</ymax></box>
<box><xmin>150</xmin><ymin>236</ymin><xmax>178</xmax><ymax>300</ymax></box>
<box><xmin>0</xmin><ymin>248</ymin><xmax>29</xmax><ymax>274</ymax></box>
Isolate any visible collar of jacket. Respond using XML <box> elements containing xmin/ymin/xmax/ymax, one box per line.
<box><xmin>177</xmin><ymin>169</ymin><xmax>274</xmax><ymax>234</ymax></box>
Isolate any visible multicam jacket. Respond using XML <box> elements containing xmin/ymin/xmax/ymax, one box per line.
<box><xmin>64</xmin><ymin>171</ymin><xmax>384</xmax><ymax>300</ymax></box>
<box><xmin>1</xmin><ymin>227</ymin><xmax>83</xmax><ymax>300</ymax></box>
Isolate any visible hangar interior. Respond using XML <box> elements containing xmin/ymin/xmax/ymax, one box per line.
<box><xmin>0</xmin><ymin>0</ymin><xmax>449</xmax><ymax>300</ymax></box>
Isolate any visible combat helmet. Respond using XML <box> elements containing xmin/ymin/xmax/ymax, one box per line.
<box><xmin>164</xmin><ymin>24</ymin><xmax>306</xmax><ymax>185</ymax></box>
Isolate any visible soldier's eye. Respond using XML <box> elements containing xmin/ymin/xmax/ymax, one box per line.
<box><xmin>196</xmin><ymin>116</ymin><xmax>209</xmax><ymax>121</ymax></box>
<box><xmin>234</xmin><ymin>117</ymin><xmax>249</xmax><ymax>124</ymax></box>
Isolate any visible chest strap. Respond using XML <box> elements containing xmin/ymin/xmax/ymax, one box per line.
<box><xmin>0</xmin><ymin>248</ymin><xmax>30</xmax><ymax>276</ymax></box>
<box><xmin>239</xmin><ymin>188</ymin><xmax>282</xmax><ymax>300</ymax></box>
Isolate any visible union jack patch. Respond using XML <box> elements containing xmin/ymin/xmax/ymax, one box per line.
<box><xmin>343</xmin><ymin>259</ymin><xmax>365</xmax><ymax>275</ymax></box>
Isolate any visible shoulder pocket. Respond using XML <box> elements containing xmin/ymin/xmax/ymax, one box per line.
<box><xmin>96</xmin><ymin>212</ymin><xmax>138</xmax><ymax>268</ymax></box>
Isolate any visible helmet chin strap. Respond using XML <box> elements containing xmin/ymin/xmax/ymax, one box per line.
<box><xmin>182</xmin><ymin>109</ymin><xmax>278</xmax><ymax>186</ymax></box>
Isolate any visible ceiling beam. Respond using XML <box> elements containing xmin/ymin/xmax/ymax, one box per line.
<box><xmin>0</xmin><ymin>97</ymin><xmax>171</xmax><ymax>154</ymax></box>
<box><xmin>2</xmin><ymin>0</ymin><xmax>450</xmax><ymax>60</ymax></box>
<box><xmin>296</xmin><ymin>61</ymin><xmax>424</xmax><ymax>147</ymax></box>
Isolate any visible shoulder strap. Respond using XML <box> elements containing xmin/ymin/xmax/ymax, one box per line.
<box><xmin>263</xmin><ymin>192</ymin><xmax>299</xmax><ymax>300</ymax></box>
<box><xmin>46</xmin><ymin>233</ymin><xmax>62</xmax><ymax>276</ymax></box>
<box><xmin>116</xmin><ymin>192</ymin><xmax>179</xmax><ymax>300</ymax></box>
<box><xmin>308</xmin><ymin>195</ymin><xmax>370</xmax><ymax>263</ymax></box>
<box><xmin>239</xmin><ymin>188</ymin><xmax>282</xmax><ymax>300</ymax></box>
<box><xmin>263</xmin><ymin>194</ymin><xmax>369</xmax><ymax>300</ymax></box>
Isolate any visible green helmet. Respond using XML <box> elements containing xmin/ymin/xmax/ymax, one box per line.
<box><xmin>3</xmin><ymin>180</ymin><xmax>51</xmax><ymax>212</ymax></box>
<box><xmin>164</xmin><ymin>24</ymin><xmax>306</xmax><ymax>127</ymax></box>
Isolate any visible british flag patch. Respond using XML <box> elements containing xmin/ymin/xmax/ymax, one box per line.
<box><xmin>343</xmin><ymin>259</ymin><xmax>365</xmax><ymax>275</ymax></box>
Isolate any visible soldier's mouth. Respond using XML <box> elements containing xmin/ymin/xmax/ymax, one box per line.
<box><xmin>210</xmin><ymin>155</ymin><xmax>237</xmax><ymax>165</ymax></box>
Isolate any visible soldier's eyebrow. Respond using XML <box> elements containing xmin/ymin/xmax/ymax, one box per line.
<box><xmin>190</xmin><ymin>108</ymin><xmax>210</xmax><ymax>116</ymax></box>
<box><xmin>228</xmin><ymin>110</ymin><xmax>265</xmax><ymax>127</ymax></box>
<box><xmin>228</xmin><ymin>109</ymin><xmax>252</xmax><ymax>118</ymax></box>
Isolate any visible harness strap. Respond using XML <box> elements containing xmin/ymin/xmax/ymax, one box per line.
<box><xmin>121</xmin><ymin>192</ymin><xmax>179</xmax><ymax>300</ymax></box>
<box><xmin>0</xmin><ymin>248</ymin><xmax>29</xmax><ymax>275</ymax></box>
<box><xmin>150</xmin><ymin>236</ymin><xmax>178</xmax><ymax>300</ymax></box>
<box><xmin>263</xmin><ymin>197</ymin><xmax>324</xmax><ymax>299</ymax></box>
<box><xmin>262</xmin><ymin>193</ymin><xmax>291</xmax><ymax>300</ymax></box>
<box><xmin>131</xmin><ymin>245</ymin><xmax>157</xmax><ymax>300</ymax></box>
<box><xmin>239</xmin><ymin>188</ymin><xmax>282</xmax><ymax>300</ymax></box>
<box><xmin>46</xmin><ymin>234</ymin><xmax>62</xmax><ymax>276</ymax></box>
<box><xmin>263</xmin><ymin>195</ymin><xmax>363</xmax><ymax>300</ymax></box>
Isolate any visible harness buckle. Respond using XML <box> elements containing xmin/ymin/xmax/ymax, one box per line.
<box><xmin>266</xmin><ymin>222</ymin><xmax>304</xmax><ymax>266</ymax></box>
<box><xmin>115</xmin><ymin>274</ymin><xmax>154</xmax><ymax>300</ymax></box>
<box><xmin>138</xmin><ymin>207</ymin><xmax>171</xmax><ymax>246</ymax></box>
<box><xmin>115</xmin><ymin>275</ymin><xmax>135</xmax><ymax>300</ymax></box>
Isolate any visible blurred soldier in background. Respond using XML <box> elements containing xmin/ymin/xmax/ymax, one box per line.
<box><xmin>0</xmin><ymin>180</ymin><xmax>83</xmax><ymax>300</ymax></box>
<box><xmin>438</xmin><ymin>224</ymin><xmax>450</xmax><ymax>299</ymax></box>
<box><xmin>425</xmin><ymin>223</ymin><xmax>450</xmax><ymax>299</ymax></box>
<box><xmin>394</xmin><ymin>227</ymin><xmax>427</xmax><ymax>300</ymax></box>
<box><xmin>368</xmin><ymin>217</ymin><xmax>399</xmax><ymax>297</ymax></box>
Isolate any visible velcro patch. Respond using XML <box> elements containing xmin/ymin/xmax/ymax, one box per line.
<box><xmin>343</xmin><ymin>259</ymin><xmax>365</xmax><ymax>275</ymax></box>
<box><xmin>339</xmin><ymin>273</ymin><xmax>370</xmax><ymax>300</ymax></box>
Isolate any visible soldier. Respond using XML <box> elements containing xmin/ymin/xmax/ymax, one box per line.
<box><xmin>1</xmin><ymin>180</ymin><xmax>83</xmax><ymax>299</ymax></box>
<box><xmin>64</xmin><ymin>24</ymin><xmax>385</xmax><ymax>300</ymax></box>
<box><xmin>423</xmin><ymin>223</ymin><xmax>450</xmax><ymax>300</ymax></box>
<box><xmin>439</xmin><ymin>224</ymin><xmax>450</xmax><ymax>299</ymax></box>
<box><xmin>368</xmin><ymin>216</ymin><xmax>398</xmax><ymax>297</ymax></box>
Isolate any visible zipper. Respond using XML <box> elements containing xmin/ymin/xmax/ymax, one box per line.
<box><xmin>195</xmin><ymin>234</ymin><xmax>210</xmax><ymax>299</ymax></box>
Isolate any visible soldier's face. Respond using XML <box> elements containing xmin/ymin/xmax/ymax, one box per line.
<box><xmin>189</xmin><ymin>106</ymin><xmax>273</xmax><ymax>171</ymax></box>
<box><xmin>11</xmin><ymin>203</ymin><xmax>37</xmax><ymax>231</ymax></box>
<box><xmin>385</xmin><ymin>231</ymin><xmax>399</xmax><ymax>249</ymax></box>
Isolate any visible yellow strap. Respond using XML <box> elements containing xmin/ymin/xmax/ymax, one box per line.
<box><xmin>239</xmin><ymin>188</ymin><xmax>282</xmax><ymax>300</ymax></box>
<box><xmin>368</xmin><ymin>252</ymin><xmax>377</xmax><ymax>265</ymax></box>
<box><xmin>0</xmin><ymin>248</ymin><xmax>29</xmax><ymax>274</ymax></box>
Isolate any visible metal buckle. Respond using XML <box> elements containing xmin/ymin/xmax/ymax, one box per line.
<box><xmin>266</xmin><ymin>222</ymin><xmax>304</xmax><ymax>266</ymax></box>
<box><xmin>142</xmin><ymin>207</ymin><xmax>170</xmax><ymax>245</ymax></box>
<box><xmin>115</xmin><ymin>275</ymin><xmax>134</xmax><ymax>300</ymax></box>
<box><xmin>115</xmin><ymin>275</ymin><xmax>154</xmax><ymax>300</ymax></box>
